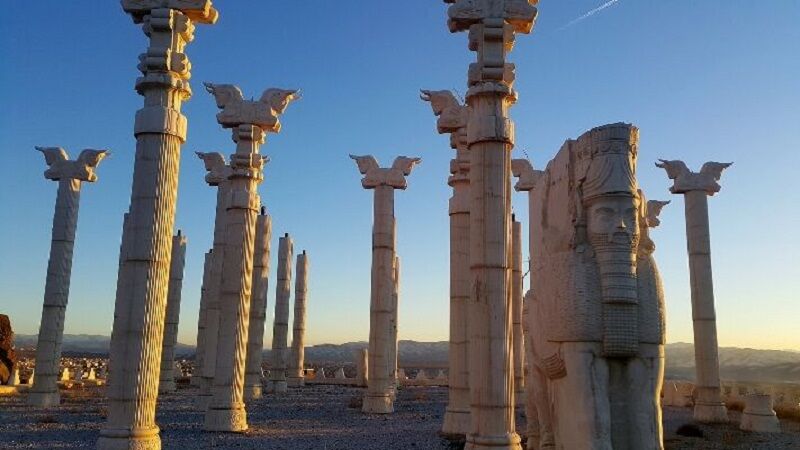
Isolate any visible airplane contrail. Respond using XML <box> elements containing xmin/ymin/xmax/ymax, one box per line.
<box><xmin>560</xmin><ymin>0</ymin><xmax>621</xmax><ymax>30</ymax></box>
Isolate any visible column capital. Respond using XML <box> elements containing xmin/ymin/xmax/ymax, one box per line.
<box><xmin>350</xmin><ymin>155</ymin><xmax>421</xmax><ymax>190</ymax></box>
<box><xmin>645</xmin><ymin>199</ymin><xmax>670</xmax><ymax>228</ymax></box>
<box><xmin>656</xmin><ymin>159</ymin><xmax>732</xmax><ymax>196</ymax></box>
<box><xmin>37</xmin><ymin>147</ymin><xmax>107</xmax><ymax>182</ymax></box>
<box><xmin>204</xmin><ymin>83</ymin><xmax>299</xmax><ymax>135</ymax></box>
<box><xmin>420</xmin><ymin>90</ymin><xmax>469</xmax><ymax>151</ymax></box>
<box><xmin>511</xmin><ymin>158</ymin><xmax>542</xmax><ymax>192</ymax></box>
<box><xmin>122</xmin><ymin>0</ymin><xmax>218</xmax><ymax>25</ymax></box>
<box><xmin>445</xmin><ymin>0</ymin><xmax>538</xmax><ymax>34</ymax></box>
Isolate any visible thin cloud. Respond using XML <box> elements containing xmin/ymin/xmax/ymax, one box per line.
<box><xmin>559</xmin><ymin>0</ymin><xmax>621</xmax><ymax>30</ymax></box>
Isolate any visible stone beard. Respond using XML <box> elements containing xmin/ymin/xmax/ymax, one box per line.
<box><xmin>527</xmin><ymin>123</ymin><xmax>665</xmax><ymax>450</ymax></box>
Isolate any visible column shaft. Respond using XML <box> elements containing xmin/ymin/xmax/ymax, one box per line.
<box><xmin>684</xmin><ymin>190</ymin><xmax>726</xmax><ymax>422</ymax></box>
<box><xmin>363</xmin><ymin>185</ymin><xmax>396</xmax><ymax>413</ymax></box>
<box><xmin>193</xmin><ymin>250</ymin><xmax>213</xmax><ymax>386</ymax></box>
<box><xmin>512</xmin><ymin>220</ymin><xmax>524</xmax><ymax>401</ymax></box>
<box><xmin>388</xmin><ymin>255</ymin><xmax>399</xmax><ymax>390</ymax></box>
<box><xmin>29</xmin><ymin>179</ymin><xmax>82</xmax><ymax>408</ymax></box>
<box><xmin>270</xmin><ymin>234</ymin><xmax>294</xmax><ymax>393</ymax></box>
<box><xmin>205</xmin><ymin>129</ymin><xmax>262</xmax><ymax>432</ymax></box>
<box><xmin>159</xmin><ymin>233</ymin><xmax>187</xmax><ymax>394</ymax></box>
<box><xmin>288</xmin><ymin>252</ymin><xmax>309</xmax><ymax>386</ymax></box>
<box><xmin>443</xmin><ymin>177</ymin><xmax>471</xmax><ymax>435</ymax></box>
<box><xmin>198</xmin><ymin>184</ymin><xmax>229</xmax><ymax>406</ymax></box>
<box><xmin>466</xmin><ymin>106</ymin><xmax>517</xmax><ymax>447</ymax></box>
<box><xmin>244</xmin><ymin>213</ymin><xmax>272</xmax><ymax>400</ymax></box>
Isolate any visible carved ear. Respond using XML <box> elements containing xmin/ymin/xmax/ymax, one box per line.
<box><xmin>36</xmin><ymin>146</ymin><xmax>69</xmax><ymax>166</ymax></box>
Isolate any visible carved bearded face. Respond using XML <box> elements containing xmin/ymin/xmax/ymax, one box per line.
<box><xmin>586</xmin><ymin>195</ymin><xmax>640</xmax><ymax>248</ymax></box>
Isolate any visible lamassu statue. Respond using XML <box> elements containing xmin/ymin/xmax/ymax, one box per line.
<box><xmin>526</xmin><ymin>123</ymin><xmax>667</xmax><ymax>450</ymax></box>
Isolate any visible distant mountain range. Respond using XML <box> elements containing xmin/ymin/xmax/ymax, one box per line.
<box><xmin>14</xmin><ymin>335</ymin><xmax>800</xmax><ymax>384</ymax></box>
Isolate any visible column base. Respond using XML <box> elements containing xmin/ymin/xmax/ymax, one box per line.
<box><xmin>287</xmin><ymin>377</ymin><xmax>305</xmax><ymax>387</ymax></box>
<box><xmin>465</xmin><ymin>432</ymin><xmax>522</xmax><ymax>450</ymax></box>
<box><xmin>204</xmin><ymin>406</ymin><xmax>248</xmax><ymax>432</ymax></box>
<box><xmin>441</xmin><ymin>407</ymin><xmax>471</xmax><ymax>437</ymax></box>
<box><xmin>740</xmin><ymin>412</ymin><xmax>780</xmax><ymax>433</ymax></box>
<box><xmin>27</xmin><ymin>390</ymin><xmax>60</xmax><ymax>408</ymax></box>
<box><xmin>693</xmin><ymin>402</ymin><xmax>728</xmax><ymax>423</ymax></box>
<box><xmin>362</xmin><ymin>393</ymin><xmax>394</xmax><ymax>414</ymax></box>
<box><xmin>96</xmin><ymin>426</ymin><xmax>160</xmax><ymax>450</ymax></box>
<box><xmin>268</xmin><ymin>380</ymin><xmax>288</xmax><ymax>394</ymax></box>
<box><xmin>243</xmin><ymin>384</ymin><xmax>262</xmax><ymax>401</ymax></box>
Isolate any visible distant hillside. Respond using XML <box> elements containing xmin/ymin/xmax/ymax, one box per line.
<box><xmin>13</xmin><ymin>335</ymin><xmax>800</xmax><ymax>383</ymax></box>
<box><xmin>14</xmin><ymin>334</ymin><xmax>195</xmax><ymax>357</ymax></box>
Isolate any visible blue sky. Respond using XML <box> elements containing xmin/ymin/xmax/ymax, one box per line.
<box><xmin>1</xmin><ymin>1</ymin><xmax>798</xmax><ymax>350</ymax></box>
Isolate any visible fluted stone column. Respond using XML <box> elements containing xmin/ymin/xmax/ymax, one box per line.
<box><xmin>194</xmin><ymin>152</ymin><xmax>232</xmax><ymax>408</ymax></box>
<box><xmin>159</xmin><ymin>232</ymin><xmax>188</xmax><ymax>394</ymax></box>
<box><xmin>356</xmin><ymin>349</ymin><xmax>369</xmax><ymax>387</ymax></box>
<box><xmin>388</xmin><ymin>255</ymin><xmax>400</xmax><ymax>391</ymax></box>
<box><xmin>204</xmin><ymin>84</ymin><xmax>297</xmax><ymax>432</ymax></box>
<box><xmin>510</xmin><ymin>158</ymin><xmax>544</xmax><ymax>449</ymax></box>
<box><xmin>511</xmin><ymin>217</ymin><xmax>524</xmax><ymax>404</ymax></box>
<box><xmin>421</xmin><ymin>89</ymin><xmax>471</xmax><ymax>436</ymax></box>
<box><xmin>244</xmin><ymin>209</ymin><xmax>272</xmax><ymax>400</ymax></box>
<box><xmin>28</xmin><ymin>147</ymin><xmax>107</xmax><ymax>408</ymax></box>
<box><xmin>288</xmin><ymin>251</ymin><xmax>309</xmax><ymax>387</ymax></box>
<box><xmin>192</xmin><ymin>250</ymin><xmax>213</xmax><ymax>386</ymax></box>
<box><xmin>270</xmin><ymin>234</ymin><xmax>294</xmax><ymax>393</ymax></box>
<box><xmin>657</xmin><ymin>159</ymin><xmax>732</xmax><ymax>423</ymax></box>
<box><xmin>100</xmin><ymin>3</ymin><xmax>217</xmax><ymax>448</ymax></box>
<box><xmin>350</xmin><ymin>155</ymin><xmax>421</xmax><ymax>414</ymax></box>
<box><xmin>441</xmin><ymin>2</ymin><xmax>537</xmax><ymax>448</ymax></box>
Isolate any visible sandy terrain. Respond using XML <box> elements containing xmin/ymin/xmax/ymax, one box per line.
<box><xmin>1</xmin><ymin>384</ymin><xmax>798</xmax><ymax>449</ymax></box>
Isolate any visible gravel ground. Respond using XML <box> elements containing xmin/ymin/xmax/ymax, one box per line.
<box><xmin>1</xmin><ymin>385</ymin><xmax>798</xmax><ymax>449</ymax></box>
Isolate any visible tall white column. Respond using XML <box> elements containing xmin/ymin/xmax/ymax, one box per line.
<box><xmin>510</xmin><ymin>158</ymin><xmax>544</xmax><ymax>449</ymax></box>
<box><xmin>28</xmin><ymin>147</ymin><xmax>107</xmax><ymax>408</ymax></box>
<box><xmin>159</xmin><ymin>232</ymin><xmax>188</xmax><ymax>393</ymax></box>
<box><xmin>192</xmin><ymin>250</ymin><xmax>213</xmax><ymax>386</ymax></box>
<box><xmin>389</xmin><ymin>255</ymin><xmax>399</xmax><ymax>390</ymax></box>
<box><xmin>511</xmin><ymin>218</ymin><xmax>524</xmax><ymax>404</ymax></box>
<box><xmin>270</xmin><ymin>234</ymin><xmax>294</xmax><ymax>393</ymax></box>
<box><xmin>204</xmin><ymin>84</ymin><xmax>298</xmax><ymax>432</ymax></box>
<box><xmin>356</xmin><ymin>348</ymin><xmax>369</xmax><ymax>387</ymax></box>
<box><xmin>657</xmin><ymin>159</ymin><xmax>732</xmax><ymax>423</ymax></box>
<box><xmin>441</xmin><ymin>2</ymin><xmax>537</xmax><ymax>448</ymax></box>
<box><xmin>244</xmin><ymin>209</ymin><xmax>272</xmax><ymax>400</ymax></box>
<box><xmin>100</xmin><ymin>3</ymin><xmax>217</xmax><ymax>448</ymax></box>
<box><xmin>288</xmin><ymin>251</ymin><xmax>309</xmax><ymax>387</ymax></box>
<box><xmin>350</xmin><ymin>155</ymin><xmax>420</xmax><ymax>414</ymax></box>
<box><xmin>421</xmin><ymin>89</ymin><xmax>471</xmax><ymax>436</ymax></box>
<box><xmin>194</xmin><ymin>151</ymin><xmax>232</xmax><ymax>408</ymax></box>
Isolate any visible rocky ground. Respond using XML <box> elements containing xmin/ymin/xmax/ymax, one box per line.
<box><xmin>1</xmin><ymin>384</ymin><xmax>798</xmax><ymax>449</ymax></box>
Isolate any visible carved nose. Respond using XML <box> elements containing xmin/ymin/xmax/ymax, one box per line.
<box><xmin>616</xmin><ymin>218</ymin><xmax>627</xmax><ymax>230</ymax></box>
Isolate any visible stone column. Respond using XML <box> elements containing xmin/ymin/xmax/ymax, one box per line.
<box><xmin>421</xmin><ymin>89</ymin><xmax>471</xmax><ymax>436</ymax></box>
<box><xmin>204</xmin><ymin>84</ymin><xmax>298</xmax><ymax>432</ymax></box>
<box><xmin>442</xmin><ymin>2</ymin><xmax>537</xmax><ymax>448</ymax></box>
<box><xmin>350</xmin><ymin>155</ymin><xmax>421</xmax><ymax>414</ymax></box>
<box><xmin>194</xmin><ymin>151</ymin><xmax>232</xmax><ymax>408</ymax></box>
<box><xmin>356</xmin><ymin>349</ymin><xmax>369</xmax><ymax>387</ymax></box>
<box><xmin>657</xmin><ymin>159</ymin><xmax>732</xmax><ymax>423</ymax></box>
<box><xmin>100</xmin><ymin>3</ymin><xmax>217</xmax><ymax>448</ymax></box>
<box><xmin>511</xmin><ymin>217</ymin><xmax>524</xmax><ymax>404</ymax></box>
<box><xmin>159</xmin><ymin>231</ymin><xmax>188</xmax><ymax>394</ymax></box>
<box><xmin>288</xmin><ymin>251</ymin><xmax>309</xmax><ymax>387</ymax></box>
<box><xmin>510</xmin><ymin>159</ymin><xmax>543</xmax><ymax>449</ymax></box>
<box><xmin>244</xmin><ymin>209</ymin><xmax>272</xmax><ymax>400</ymax></box>
<box><xmin>192</xmin><ymin>250</ymin><xmax>213</xmax><ymax>386</ymax></box>
<box><xmin>28</xmin><ymin>147</ymin><xmax>107</xmax><ymax>408</ymax></box>
<box><xmin>270</xmin><ymin>234</ymin><xmax>294</xmax><ymax>393</ymax></box>
<box><xmin>388</xmin><ymin>255</ymin><xmax>400</xmax><ymax>391</ymax></box>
